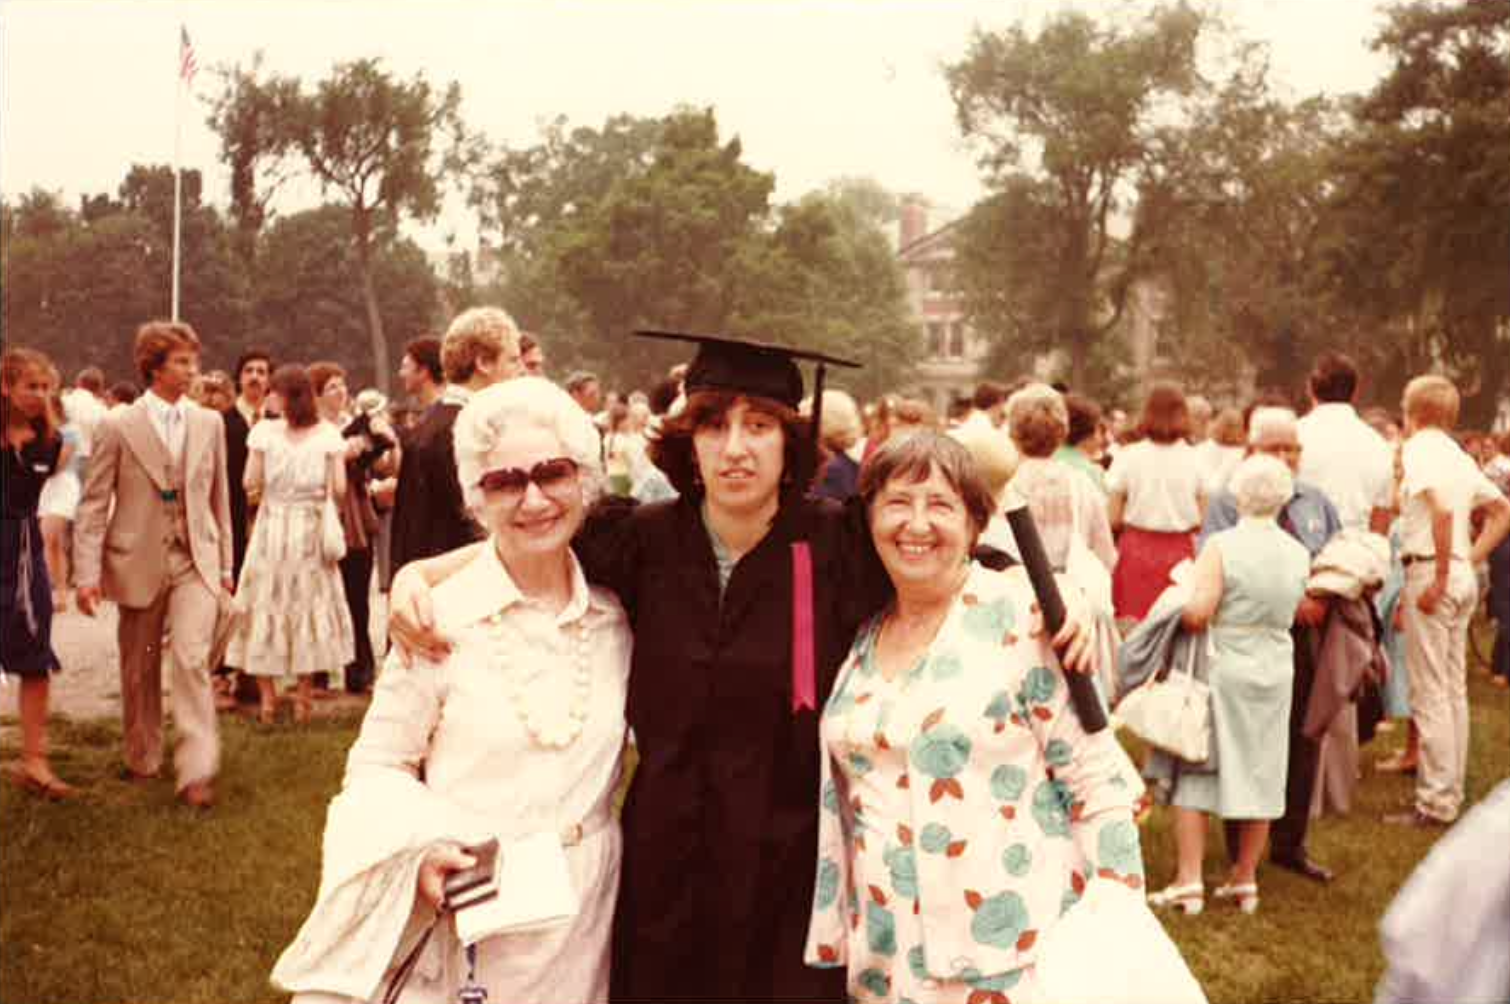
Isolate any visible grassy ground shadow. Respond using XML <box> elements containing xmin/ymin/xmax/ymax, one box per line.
<box><xmin>1</xmin><ymin>672</ymin><xmax>1506</xmax><ymax>1003</ymax></box>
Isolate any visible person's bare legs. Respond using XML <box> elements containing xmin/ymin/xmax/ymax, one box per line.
<box><xmin>256</xmin><ymin>677</ymin><xmax>278</xmax><ymax>724</ymax></box>
<box><xmin>1228</xmin><ymin>820</ymin><xmax>1269</xmax><ymax>886</ymax></box>
<box><xmin>293</xmin><ymin>674</ymin><xmax>313</xmax><ymax>724</ymax></box>
<box><xmin>1173</xmin><ymin>807</ymin><xmax>1207</xmax><ymax>886</ymax></box>
<box><xmin>16</xmin><ymin>676</ymin><xmax>74</xmax><ymax>795</ymax></box>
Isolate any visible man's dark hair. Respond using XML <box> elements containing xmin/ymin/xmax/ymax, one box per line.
<box><xmin>972</xmin><ymin>381</ymin><xmax>1008</xmax><ymax>412</ymax></box>
<box><xmin>947</xmin><ymin>396</ymin><xmax>974</xmax><ymax>423</ymax></box>
<box><xmin>403</xmin><ymin>336</ymin><xmax>444</xmax><ymax>385</ymax></box>
<box><xmin>1309</xmin><ymin>351</ymin><xmax>1359</xmax><ymax>404</ymax></box>
<box><xmin>1065</xmin><ymin>393</ymin><xmax>1102</xmax><ymax>447</ymax></box>
<box><xmin>234</xmin><ymin>348</ymin><xmax>274</xmax><ymax>393</ymax></box>
<box><xmin>108</xmin><ymin>381</ymin><xmax>140</xmax><ymax>405</ymax></box>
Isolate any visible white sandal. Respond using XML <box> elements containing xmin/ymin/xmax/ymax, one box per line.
<box><xmin>1213</xmin><ymin>881</ymin><xmax>1260</xmax><ymax>914</ymax></box>
<box><xmin>1147</xmin><ymin>881</ymin><xmax>1205</xmax><ymax>915</ymax></box>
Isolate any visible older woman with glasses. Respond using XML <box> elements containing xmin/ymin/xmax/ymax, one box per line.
<box><xmin>273</xmin><ymin>377</ymin><xmax>631</xmax><ymax>1004</ymax></box>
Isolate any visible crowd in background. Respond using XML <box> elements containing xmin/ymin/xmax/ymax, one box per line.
<box><xmin>3</xmin><ymin>316</ymin><xmax>1509</xmax><ymax>1002</ymax></box>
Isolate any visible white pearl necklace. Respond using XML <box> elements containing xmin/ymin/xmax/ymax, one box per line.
<box><xmin>486</xmin><ymin>610</ymin><xmax>594</xmax><ymax>749</ymax></box>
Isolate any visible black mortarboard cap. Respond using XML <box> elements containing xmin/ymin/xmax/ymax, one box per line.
<box><xmin>632</xmin><ymin>330</ymin><xmax>859</xmax><ymax>409</ymax></box>
<box><xmin>633</xmin><ymin>329</ymin><xmax>862</xmax><ymax>491</ymax></box>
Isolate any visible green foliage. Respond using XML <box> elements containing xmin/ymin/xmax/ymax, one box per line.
<box><xmin>250</xmin><ymin>206</ymin><xmax>440</xmax><ymax>388</ymax></box>
<box><xmin>1317</xmin><ymin>0</ymin><xmax>1510</xmax><ymax>426</ymax></box>
<box><xmin>206</xmin><ymin>58</ymin><xmax>467</xmax><ymax>393</ymax></box>
<box><xmin>946</xmin><ymin>4</ymin><xmax>1206</xmax><ymax>394</ymax></box>
<box><xmin>472</xmin><ymin>110</ymin><xmax>917</xmax><ymax>394</ymax></box>
<box><xmin>1</xmin><ymin>170</ymin><xmax>250</xmax><ymax>380</ymax></box>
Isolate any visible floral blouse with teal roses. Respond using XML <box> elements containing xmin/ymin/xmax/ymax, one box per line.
<box><xmin>805</xmin><ymin>562</ymin><xmax>1146</xmax><ymax>1003</ymax></box>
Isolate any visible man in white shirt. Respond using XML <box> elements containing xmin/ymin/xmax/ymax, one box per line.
<box><xmin>956</xmin><ymin>380</ymin><xmax>1009</xmax><ymax>435</ymax></box>
<box><xmin>61</xmin><ymin>366</ymin><xmax>109</xmax><ymax>462</ymax></box>
<box><xmin>1297</xmin><ymin>352</ymin><xmax>1394</xmax><ymax>534</ymax></box>
<box><xmin>1386</xmin><ymin>375</ymin><xmax>1510</xmax><ymax>827</ymax></box>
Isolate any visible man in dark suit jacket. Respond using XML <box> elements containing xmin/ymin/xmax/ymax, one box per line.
<box><xmin>388</xmin><ymin>316</ymin><xmax>521</xmax><ymax>572</ymax></box>
<box><xmin>224</xmin><ymin>349</ymin><xmax>272</xmax><ymax>582</ymax></box>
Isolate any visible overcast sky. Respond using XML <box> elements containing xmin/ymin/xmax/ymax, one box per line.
<box><xmin>1</xmin><ymin>0</ymin><xmax>1396</xmax><ymax>250</ymax></box>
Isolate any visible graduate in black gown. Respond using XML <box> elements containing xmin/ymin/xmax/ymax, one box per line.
<box><xmin>393</xmin><ymin>333</ymin><xmax>886</xmax><ymax>1001</ymax></box>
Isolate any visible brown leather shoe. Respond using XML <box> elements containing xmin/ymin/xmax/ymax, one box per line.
<box><xmin>178</xmin><ymin>780</ymin><xmax>216</xmax><ymax>809</ymax></box>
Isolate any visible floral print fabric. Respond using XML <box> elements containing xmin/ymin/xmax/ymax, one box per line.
<box><xmin>807</xmin><ymin>563</ymin><xmax>1146</xmax><ymax>1003</ymax></box>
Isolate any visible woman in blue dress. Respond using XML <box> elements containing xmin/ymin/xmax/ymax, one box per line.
<box><xmin>1</xmin><ymin>347</ymin><xmax>75</xmax><ymax>798</ymax></box>
<box><xmin>1147</xmin><ymin>455</ymin><xmax>1310</xmax><ymax>915</ymax></box>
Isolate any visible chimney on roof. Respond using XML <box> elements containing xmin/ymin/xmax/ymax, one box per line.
<box><xmin>899</xmin><ymin>196</ymin><xmax>928</xmax><ymax>249</ymax></box>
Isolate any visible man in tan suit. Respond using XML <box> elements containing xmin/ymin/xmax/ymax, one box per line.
<box><xmin>74</xmin><ymin>321</ymin><xmax>234</xmax><ymax>808</ymax></box>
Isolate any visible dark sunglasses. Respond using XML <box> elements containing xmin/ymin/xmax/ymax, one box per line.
<box><xmin>477</xmin><ymin>456</ymin><xmax>580</xmax><ymax>496</ymax></box>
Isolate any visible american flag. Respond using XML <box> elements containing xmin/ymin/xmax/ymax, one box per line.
<box><xmin>179</xmin><ymin>26</ymin><xmax>197</xmax><ymax>85</ymax></box>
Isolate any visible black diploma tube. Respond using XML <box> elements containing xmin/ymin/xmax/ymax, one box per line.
<box><xmin>1002</xmin><ymin>487</ymin><xmax>1108</xmax><ymax>734</ymax></box>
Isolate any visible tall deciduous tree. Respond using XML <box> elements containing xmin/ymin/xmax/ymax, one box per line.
<box><xmin>251</xmin><ymin>205</ymin><xmax>440</xmax><ymax>387</ymax></box>
<box><xmin>1</xmin><ymin>168</ymin><xmax>250</xmax><ymax>379</ymax></box>
<box><xmin>204</xmin><ymin>54</ymin><xmax>301</xmax><ymax>265</ymax></box>
<box><xmin>945</xmin><ymin>4</ymin><xmax>1205</xmax><ymax>393</ymax></box>
<box><xmin>208</xmin><ymin>59</ymin><xmax>466</xmax><ymax>392</ymax></box>
<box><xmin>551</xmin><ymin>107</ymin><xmax>775</xmax><ymax>389</ymax></box>
<box><xmin>1320</xmin><ymin>0</ymin><xmax>1510</xmax><ymax>426</ymax></box>
<box><xmin>287</xmin><ymin>59</ymin><xmax>465</xmax><ymax>393</ymax></box>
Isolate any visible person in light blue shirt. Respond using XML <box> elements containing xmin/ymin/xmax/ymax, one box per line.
<box><xmin>1200</xmin><ymin>407</ymin><xmax>1344</xmax><ymax>885</ymax></box>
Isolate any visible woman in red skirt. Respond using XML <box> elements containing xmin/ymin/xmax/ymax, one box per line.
<box><xmin>1107</xmin><ymin>382</ymin><xmax>1207</xmax><ymax>621</ymax></box>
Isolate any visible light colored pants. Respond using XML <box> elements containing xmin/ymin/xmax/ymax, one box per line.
<box><xmin>1402</xmin><ymin>562</ymin><xmax>1478</xmax><ymax>822</ymax></box>
<box><xmin>116</xmin><ymin>544</ymin><xmax>221</xmax><ymax>789</ymax></box>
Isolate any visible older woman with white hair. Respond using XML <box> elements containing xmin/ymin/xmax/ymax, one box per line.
<box><xmin>1147</xmin><ymin>454</ymin><xmax>1312</xmax><ymax>917</ymax></box>
<box><xmin>272</xmin><ymin>377</ymin><xmax>631</xmax><ymax>1004</ymax></box>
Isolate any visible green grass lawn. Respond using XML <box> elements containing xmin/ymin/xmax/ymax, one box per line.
<box><xmin>2</xmin><ymin>671</ymin><xmax>1506</xmax><ymax>1004</ymax></box>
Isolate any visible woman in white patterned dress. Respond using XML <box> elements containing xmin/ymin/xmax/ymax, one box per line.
<box><xmin>225</xmin><ymin>364</ymin><xmax>354</xmax><ymax>724</ymax></box>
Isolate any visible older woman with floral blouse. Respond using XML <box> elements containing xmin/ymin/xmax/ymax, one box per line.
<box><xmin>806</xmin><ymin>432</ymin><xmax>1145</xmax><ymax>1004</ymax></box>
<box><xmin>272</xmin><ymin>377</ymin><xmax>630</xmax><ymax>1004</ymax></box>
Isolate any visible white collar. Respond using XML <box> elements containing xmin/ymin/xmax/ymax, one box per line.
<box><xmin>1309</xmin><ymin>402</ymin><xmax>1357</xmax><ymax>421</ymax></box>
<box><xmin>441</xmin><ymin>385</ymin><xmax>472</xmax><ymax>407</ymax></box>
<box><xmin>144</xmin><ymin>389</ymin><xmax>186</xmax><ymax>419</ymax></box>
<box><xmin>433</xmin><ymin>539</ymin><xmax>602</xmax><ymax>632</ymax></box>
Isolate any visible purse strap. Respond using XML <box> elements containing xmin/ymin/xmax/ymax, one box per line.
<box><xmin>382</xmin><ymin>910</ymin><xmax>441</xmax><ymax>1004</ymax></box>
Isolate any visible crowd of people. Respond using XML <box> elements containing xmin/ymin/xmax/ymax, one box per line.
<box><xmin>2</xmin><ymin>313</ymin><xmax>1509</xmax><ymax>1002</ymax></box>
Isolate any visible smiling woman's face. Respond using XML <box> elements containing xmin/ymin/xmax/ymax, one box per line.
<box><xmin>868</xmin><ymin>463</ymin><xmax>973</xmax><ymax>595</ymax></box>
<box><xmin>480</xmin><ymin>423</ymin><xmax>585</xmax><ymax>563</ymax></box>
<box><xmin>693</xmin><ymin>397</ymin><xmax>786</xmax><ymax>517</ymax></box>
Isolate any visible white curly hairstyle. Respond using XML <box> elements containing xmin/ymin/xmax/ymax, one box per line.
<box><xmin>1229</xmin><ymin>453</ymin><xmax>1294</xmax><ymax>519</ymax></box>
<box><xmin>452</xmin><ymin>376</ymin><xmax>604</xmax><ymax>513</ymax></box>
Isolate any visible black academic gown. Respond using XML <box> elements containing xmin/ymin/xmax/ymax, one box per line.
<box><xmin>577</xmin><ymin>494</ymin><xmax>889</xmax><ymax>1003</ymax></box>
<box><xmin>223</xmin><ymin>406</ymin><xmax>253</xmax><ymax>583</ymax></box>
<box><xmin>389</xmin><ymin>400</ymin><xmax>478</xmax><ymax>573</ymax></box>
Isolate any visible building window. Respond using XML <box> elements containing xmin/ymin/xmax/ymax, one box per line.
<box><xmin>948</xmin><ymin>323</ymin><xmax>966</xmax><ymax>359</ymax></box>
<box><xmin>927</xmin><ymin>323</ymin><xmax>945</xmax><ymax>358</ymax></box>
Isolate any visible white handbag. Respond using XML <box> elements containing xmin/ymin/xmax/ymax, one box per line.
<box><xmin>320</xmin><ymin>494</ymin><xmax>348</xmax><ymax>564</ymax></box>
<box><xmin>1115</xmin><ymin>633</ymin><xmax>1210</xmax><ymax>762</ymax></box>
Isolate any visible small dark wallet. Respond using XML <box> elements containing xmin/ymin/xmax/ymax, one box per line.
<box><xmin>442</xmin><ymin>838</ymin><xmax>500</xmax><ymax>911</ymax></box>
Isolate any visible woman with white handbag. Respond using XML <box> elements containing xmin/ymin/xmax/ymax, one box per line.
<box><xmin>224</xmin><ymin>364</ymin><xmax>355</xmax><ymax>725</ymax></box>
<box><xmin>1146</xmin><ymin>454</ymin><xmax>1310</xmax><ymax>916</ymax></box>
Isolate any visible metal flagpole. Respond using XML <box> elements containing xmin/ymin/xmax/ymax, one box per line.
<box><xmin>171</xmin><ymin>46</ymin><xmax>184</xmax><ymax>322</ymax></box>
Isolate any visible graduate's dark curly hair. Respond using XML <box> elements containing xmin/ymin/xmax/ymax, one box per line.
<box><xmin>647</xmin><ymin>390</ymin><xmax>819</xmax><ymax>503</ymax></box>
